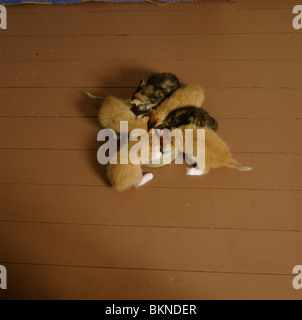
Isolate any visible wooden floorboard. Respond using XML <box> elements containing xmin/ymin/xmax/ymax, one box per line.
<box><xmin>1</xmin><ymin>0</ymin><xmax>301</xmax><ymax>300</ymax></box>
<box><xmin>5</xmin><ymin>0</ymin><xmax>301</xmax><ymax>13</ymax></box>
<box><xmin>1</xmin><ymin>184</ymin><xmax>301</xmax><ymax>231</ymax></box>
<box><xmin>3</xmin><ymin>10</ymin><xmax>296</xmax><ymax>36</ymax></box>
<box><xmin>0</xmin><ymin>263</ymin><xmax>300</xmax><ymax>300</ymax></box>
<box><xmin>2</xmin><ymin>34</ymin><xmax>302</xmax><ymax>61</ymax></box>
<box><xmin>0</xmin><ymin>118</ymin><xmax>301</xmax><ymax>152</ymax></box>
<box><xmin>2</xmin><ymin>60</ymin><xmax>302</xmax><ymax>88</ymax></box>
<box><xmin>0</xmin><ymin>150</ymin><xmax>301</xmax><ymax>190</ymax></box>
<box><xmin>1</xmin><ymin>88</ymin><xmax>302</xmax><ymax>118</ymax></box>
<box><xmin>1</xmin><ymin>221</ymin><xmax>301</xmax><ymax>274</ymax></box>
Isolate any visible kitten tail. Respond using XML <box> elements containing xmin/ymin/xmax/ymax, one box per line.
<box><xmin>86</xmin><ymin>92</ymin><xmax>104</xmax><ymax>102</ymax></box>
<box><xmin>225</xmin><ymin>159</ymin><xmax>252</xmax><ymax>172</ymax></box>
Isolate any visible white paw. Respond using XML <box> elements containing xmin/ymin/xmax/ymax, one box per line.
<box><xmin>139</xmin><ymin>173</ymin><xmax>154</xmax><ymax>186</ymax></box>
<box><xmin>240</xmin><ymin>166</ymin><xmax>252</xmax><ymax>171</ymax></box>
<box><xmin>138</xmin><ymin>105</ymin><xmax>148</xmax><ymax>112</ymax></box>
<box><xmin>139</xmin><ymin>105</ymin><xmax>152</xmax><ymax>112</ymax></box>
<box><xmin>186</xmin><ymin>167</ymin><xmax>203</xmax><ymax>176</ymax></box>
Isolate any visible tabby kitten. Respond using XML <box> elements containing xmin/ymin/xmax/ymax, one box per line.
<box><xmin>154</xmin><ymin>106</ymin><xmax>218</xmax><ymax>132</ymax></box>
<box><xmin>131</xmin><ymin>72</ymin><xmax>180</xmax><ymax>114</ymax></box>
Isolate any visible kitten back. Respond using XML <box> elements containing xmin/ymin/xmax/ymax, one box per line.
<box><xmin>148</xmin><ymin>85</ymin><xmax>205</xmax><ymax>129</ymax></box>
<box><xmin>98</xmin><ymin>96</ymin><xmax>148</xmax><ymax>133</ymax></box>
<box><xmin>157</xmin><ymin>106</ymin><xmax>218</xmax><ymax>132</ymax></box>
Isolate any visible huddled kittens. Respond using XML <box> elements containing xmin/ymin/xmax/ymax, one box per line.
<box><xmin>147</xmin><ymin>84</ymin><xmax>211</xmax><ymax>130</ymax></box>
<box><xmin>93</xmin><ymin>72</ymin><xmax>251</xmax><ymax>192</ymax></box>
<box><xmin>147</xmin><ymin>83</ymin><xmax>250</xmax><ymax>175</ymax></box>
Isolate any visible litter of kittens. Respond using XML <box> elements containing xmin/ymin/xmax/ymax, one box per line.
<box><xmin>88</xmin><ymin>72</ymin><xmax>252</xmax><ymax>192</ymax></box>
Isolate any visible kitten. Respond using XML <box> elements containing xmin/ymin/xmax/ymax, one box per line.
<box><xmin>131</xmin><ymin>72</ymin><xmax>180</xmax><ymax>114</ymax></box>
<box><xmin>98</xmin><ymin>96</ymin><xmax>147</xmax><ymax>133</ymax></box>
<box><xmin>106</xmin><ymin>131</ymin><xmax>162</xmax><ymax>192</ymax></box>
<box><xmin>147</xmin><ymin>85</ymin><xmax>206</xmax><ymax>129</ymax></box>
<box><xmin>155</xmin><ymin>106</ymin><xmax>218</xmax><ymax>132</ymax></box>
<box><xmin>160</xmin><ymin>124</ymin><xmax>251</xmax><ymax>176</ymax></box>
<box><xmin>97</xmin><ymin>95</ymin><xmax>161</xmax><ymax>191</ymax></box>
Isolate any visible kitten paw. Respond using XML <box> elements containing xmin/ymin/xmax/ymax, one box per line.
<box><xmin>240</xmin><ymin>166</ymin><xmax>252</xmax><ymax>171</ymax></box>
<box><xmin>186</xmin><ymin>167</ymin><xmax>203</xmax><ymax>176</ymax></box>
<box><xmin>139</xmin><ymin>173</ymin><xmax>154</xmax><ymax>186</ymax></box>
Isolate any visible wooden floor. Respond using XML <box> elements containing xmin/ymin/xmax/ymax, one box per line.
<box><xmin>0</xmin><ymin>0</ymin><xmax>302</xmax><ymax>300</ymax></box>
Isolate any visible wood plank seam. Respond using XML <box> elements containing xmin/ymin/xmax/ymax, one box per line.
<box><xmin>1</xmin><ymin>220</ymin><xmax>301</xmax><ymax>233</ymax></box>
<box><xmin>0</xmin><ymin>182</ymin><xmax>301</xmax><ymax>192</ymax></box>
<box><xmin>0</xmin><ymin>261</ymin><xmax>296</xmax><ymax>277</ymax></box>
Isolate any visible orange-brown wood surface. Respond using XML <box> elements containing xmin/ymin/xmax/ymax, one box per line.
<box><xmin>0</xmin><ymin>0</ymin><xmax>301</xmax><ymax>300</ymax></box>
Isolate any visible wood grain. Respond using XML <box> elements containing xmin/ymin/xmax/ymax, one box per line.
<box><xmin>0</xmin><ymin>263</ymin><xmax>299</xmax><ymax>300</ymax></box>
<box><xmin>0</xmin><ymin>221</ymin><xmax>301</xmax><ymax>275</ymax></box>
<box><xmin>3</xmin><ymin>9</ymin><xmax>296</xmax><ymax>37</ymax></box>
<box><xmin>1</xmin><ymin>184</ymin><xmax>301</xmax><ymax>231</ymax></box>
<box><xmin>1</xmin><ymin>88</ymin><xmax>301</xmax><ymax>118</ymax></box>
<box><xmin>1</xmin><ymin>60</ymin><xmax>302</xmax><ymax>88</ymax></box>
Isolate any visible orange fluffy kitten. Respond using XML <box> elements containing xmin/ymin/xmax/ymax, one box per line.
<box><xmin>94</xmin><ymin>95</ymin><xmax>161</xmax><ymax>191</ymax></box>
<box><xmin>161</xmin><ymin>124</ymin><xmax>252</xmax><ymax>176</ymax></box>
<box><xmin>98</xmin><ymin>96</ymin><xmax>148</xmax><ymax>133</ymax></box>
<box><xmin>106</xmin><ymin>131</ymin><xmax>162</xmax><ymax>192</ymax></box>
<box><xmin>148</xmin><ymin>85</ymin><xmax>205</xmax><ymax>129</ymax></box>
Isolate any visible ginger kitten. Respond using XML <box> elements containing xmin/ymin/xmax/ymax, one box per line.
<box><xmin>161</xmin><ymin>124</ymin><xmax>251</xmax><ymax>176</ymax></box>
<box><xmin>106</xmin><ymin>131</ymin><xmax>162</xmax><ymax>192</ymax></box>
<box><xmin>98</xmin><ymin>96</ymin><xmax>148</xmax><ymax>133</ymax></box>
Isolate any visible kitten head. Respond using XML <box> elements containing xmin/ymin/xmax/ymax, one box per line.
<box><xmin>131</xmin><ymin>79</ymin><xmax>165</xmax><ymax>111</ymax></box>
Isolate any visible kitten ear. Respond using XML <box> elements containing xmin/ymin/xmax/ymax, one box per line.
<box><xmin>142</xmin><ymin>116</ymin><xmax>149</xmax><ymax>123</ymax></box>
<box><xmin>136</xmin><ymin>116</ymin><xmax>149</xmax><ymax>126</ymax></box>
<box><xmin>139</xmin><ymin>79</ymin><xmax>146</xmax><ymax>88</ymax></box>
<box><xmin>140</xmin><ymin>116</ymin><xmax>149</xmax><ymax>131</ymax></box>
